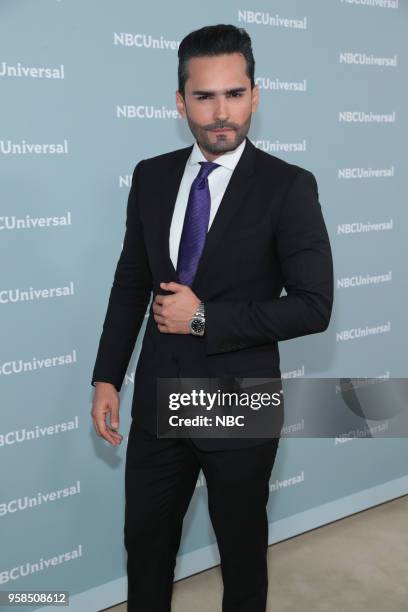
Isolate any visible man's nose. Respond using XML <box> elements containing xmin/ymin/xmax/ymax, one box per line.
<box><xmin>213</xmin><ymin>96</ymin><xmax>229</xmax><ymax>123</ymax></box>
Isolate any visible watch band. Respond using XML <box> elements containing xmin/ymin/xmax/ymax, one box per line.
<box><xmin>190</xmin><ymin>302</ymin><xmax>205</xmax><ymax>336</ymax></box>
<box><xmin>194</xmin><ymin>303</ymin><xmax>205</xmax><ymax>318</ymax></box>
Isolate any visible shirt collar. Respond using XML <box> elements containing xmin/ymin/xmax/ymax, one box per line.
<box><xmin>188</xmin><ymin>137</ymin><xmax>247</xmax><ymax>171</ymax></box>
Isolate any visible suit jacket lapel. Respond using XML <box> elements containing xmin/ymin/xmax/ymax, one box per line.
<box><xmin>156</xmin><ymin>144</ymin><xmax>193</xmax><ymax>281</ymax></box>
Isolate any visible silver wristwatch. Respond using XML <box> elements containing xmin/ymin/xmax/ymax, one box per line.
<box><xmin>189</xmin><ymin>302</ymin><xmax>205</xmax><ymax>336</ymax></box>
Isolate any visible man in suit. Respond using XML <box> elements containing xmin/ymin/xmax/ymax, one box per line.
<box><xmin>91</xmin><ymin>24</ymin><xmax>333</xmax><ymax>612</ymax></box>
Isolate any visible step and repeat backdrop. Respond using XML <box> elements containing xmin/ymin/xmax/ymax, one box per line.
<box><xmin>1</xmin><ymin>0</ymin><xmax>407</xmax><ymax>610</ymax></box>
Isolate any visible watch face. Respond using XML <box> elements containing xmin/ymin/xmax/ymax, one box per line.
<box><xmin>191</xmin><ymin>318</ymin><xmax>205</xmax><ymax>335</ymax></box>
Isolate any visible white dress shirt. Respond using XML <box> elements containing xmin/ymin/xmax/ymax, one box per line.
<box><xmin>169</xmin><ymin>137</ymin><xmax>247</xmax><ymax>271</ymax></box>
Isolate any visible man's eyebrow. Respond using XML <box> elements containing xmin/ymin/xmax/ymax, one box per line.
<box><xmin>191</xmin><ymin>87</ymin><xmax>248</xmax><ymax>96</ymax></box>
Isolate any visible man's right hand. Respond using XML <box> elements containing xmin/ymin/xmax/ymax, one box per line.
<box><xmin>91</xmin><ymin>382</ymin><xmax>123</xmax><ymax>446</ymax></box>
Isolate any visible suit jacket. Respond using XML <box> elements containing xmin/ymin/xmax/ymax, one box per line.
<box><xmin>91</xmin><ymin>136</ymin><xmax>334</xmax><ymax>450</ymax></box>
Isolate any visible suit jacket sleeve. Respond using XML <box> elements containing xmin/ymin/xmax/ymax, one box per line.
<box><xmin>91</xmin><ymin>160</ymin><xmax>153</xmax><ymax>391</ymax></box>
<box><xmin>204</xmin><ymin>169</ymin><xmax>334</xmax><ymax>355</ymax></box>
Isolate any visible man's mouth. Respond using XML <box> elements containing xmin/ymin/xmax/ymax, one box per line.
<box><xmin>211</xmin><ymin>128</ymin><xmax>233</xmax><ymax>133</ymax></box>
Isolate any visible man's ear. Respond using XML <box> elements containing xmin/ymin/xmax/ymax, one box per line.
<box><xmin>251</xmin><ymin>84</ymin><xmax>260</xmax><ymax>113</ymax></box>
<box><xmin>176</xmin><ymin>91</ymin><xmax>187</xmax><ymax>118</ymax></box>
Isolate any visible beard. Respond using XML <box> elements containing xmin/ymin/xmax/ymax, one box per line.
<box><xmin>185</xmin><ymin>111</ymin><xmax>252</xmax><ymax>155</ymax></box>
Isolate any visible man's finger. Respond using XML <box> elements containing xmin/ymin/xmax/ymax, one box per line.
<box><xmin>98</xmin><ymin>419</ymin><xmax>118</xmax><ymax>445</ymax></box>
<box><xmin>91</xmin><ymin>415</ymin><xmax>101</xmax><ymax>437</ymax></box>
<box><xmin>160</xmin><ymin>281</ymin><xmax>184</xmax><ymax>292</ymax></box>
<box><xmin>154</xmin><ymin>314</ymin><xmax>166</xmax><ymax>324</ymax></box>
<box><xmin>152</xmin><ymin>302</ymin><xmax>164</xmax><ymax>314</ymax></box>
<box><xmin>93</xmin><ymin>412</ymin><xmax>118</xmax><ymax>445</ymax></box>
<box><xmin>110</xmin><ymin>405</ymin><xmax>120</xmax><ymax>430</ymax></box>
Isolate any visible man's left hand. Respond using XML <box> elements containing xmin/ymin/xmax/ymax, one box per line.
<box><xmin>153</xmin><ymin>282</ymin><xmax>201</xmax><ymax>334</ymax></box>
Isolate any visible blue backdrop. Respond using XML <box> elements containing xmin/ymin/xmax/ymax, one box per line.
<box><xmin>1</xmin><ymin>1</ymin><xmax>407</xmax><ymax>610</ymax></box>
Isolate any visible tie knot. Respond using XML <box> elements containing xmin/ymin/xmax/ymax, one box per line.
<box><xmin>197</xmin><ymin>161</ymin><xmax>220</xmax><ymax>182</ymax></box>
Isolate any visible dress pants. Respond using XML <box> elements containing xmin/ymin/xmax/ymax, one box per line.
<box><xmin>124</xmin><ymin>420</ymin><xmax>280</xmax><ymax>612</ymax></box>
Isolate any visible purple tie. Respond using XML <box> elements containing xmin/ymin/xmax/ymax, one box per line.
<box><xmin>176</xmin><ymin>161</ymin><xmax>220</xmax><ymax>286</ymax></box>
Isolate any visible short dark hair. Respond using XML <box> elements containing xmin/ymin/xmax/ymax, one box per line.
<box><xmin>177</xmin><ymin>24</ymin><xmax>255</xmax><ymax>96</ymax></box>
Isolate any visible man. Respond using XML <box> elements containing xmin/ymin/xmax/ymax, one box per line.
<box><xmin>91</xmin><ymin>24</ymin><xmax>333</xmax><ymax>612</ymax></box>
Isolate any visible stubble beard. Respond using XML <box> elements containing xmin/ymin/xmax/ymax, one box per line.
<box><xmin>186</xmin><ymin>112</ymin><xmax>252</xmax><ymax>155</ymax></box>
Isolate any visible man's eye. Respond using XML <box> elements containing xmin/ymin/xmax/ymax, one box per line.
<box><xmin>197</xmin><ymin>95</ymin><xmax>211</xmax><ymax>100</ymax></box>
<box><xmin>229</xmin><ymin>92</ymin><xmax>243</xmax><ymax>97</ymax></box>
